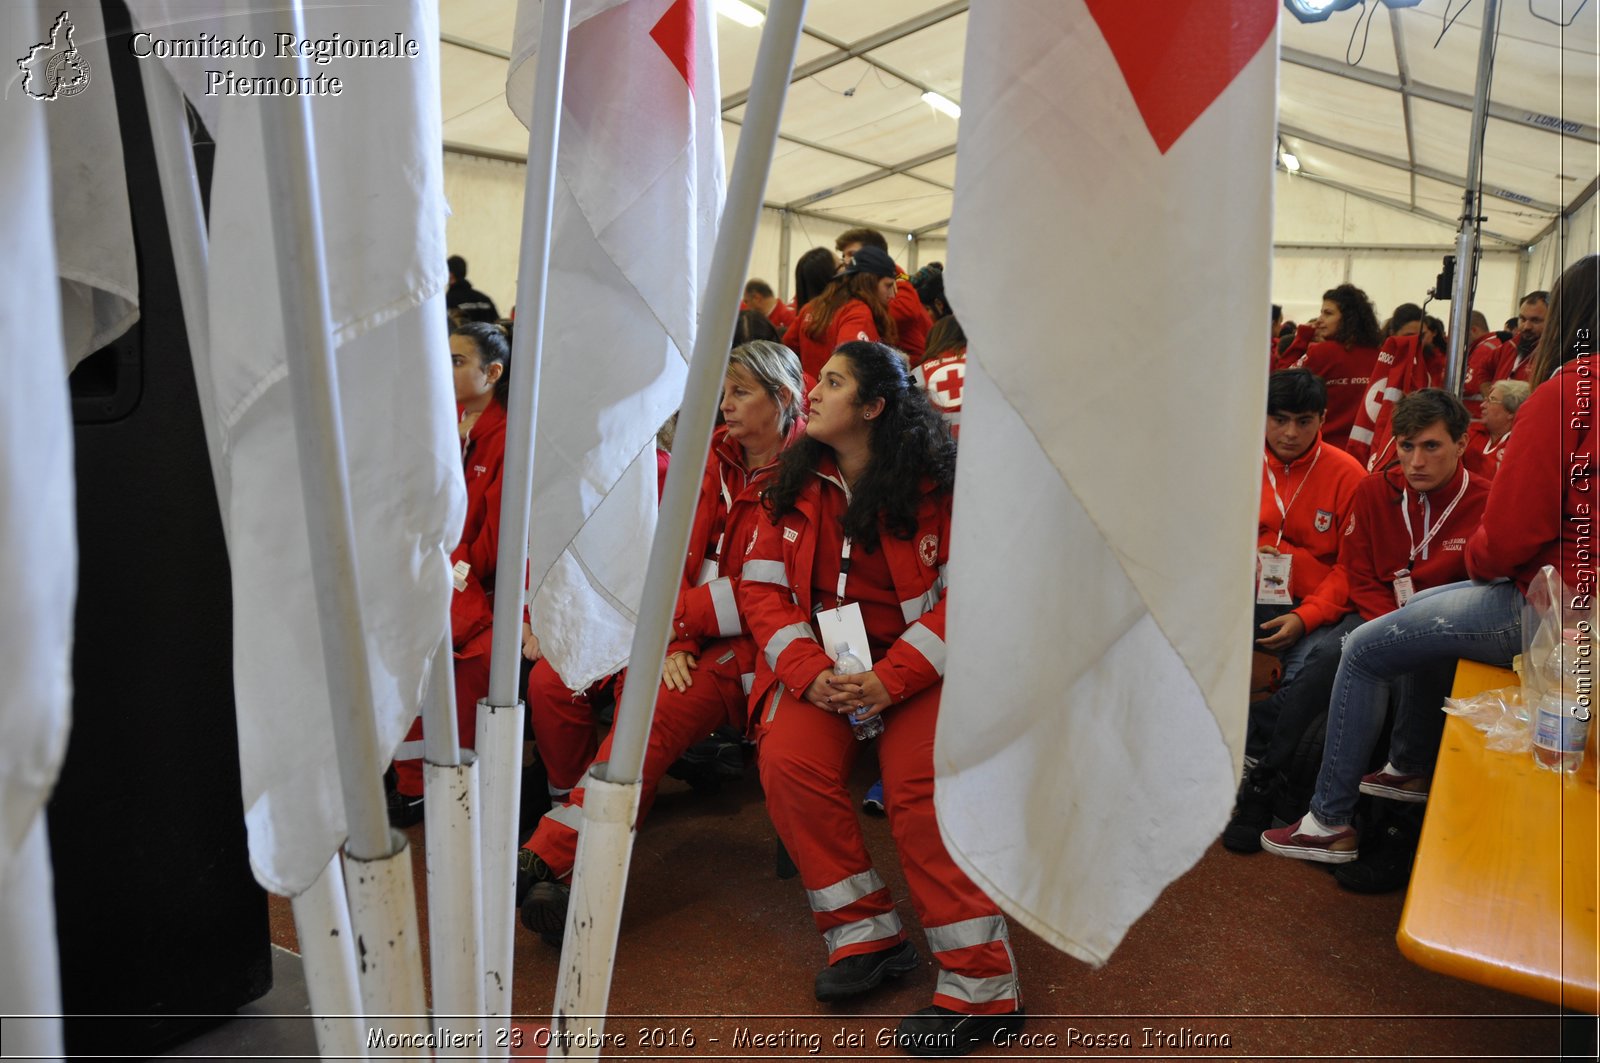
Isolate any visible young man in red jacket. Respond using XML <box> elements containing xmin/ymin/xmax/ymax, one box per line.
<box><xmin>1263</xmin><ymin>389</ymin><xmax>1491</xmax><ymax>863</ymax></box>
<box><xmin>836</xmin><ymin>227</ymin><xmax>931</xmax><ymax>362</ymax></box>
<box><xmin>1223</xmin><ymin>370</ymin><xmax>1366</xmax><ymax>851</ymax></box>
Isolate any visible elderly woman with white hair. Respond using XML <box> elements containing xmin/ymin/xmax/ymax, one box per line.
<box><xmin>1464</xmin><ymin>378</ymin><xmax>1530</xmax><ymax>478</ymax></box>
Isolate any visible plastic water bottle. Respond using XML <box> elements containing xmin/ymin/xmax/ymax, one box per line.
<box><xmin>1533</xmin><ymin>627</ymin><xmax>1593</xmax><ymax>774</ymax></box>
<box><xmin>833</xmin><ymin>642</ymin><xmax>882</xmax><ymax>741</ymax></box>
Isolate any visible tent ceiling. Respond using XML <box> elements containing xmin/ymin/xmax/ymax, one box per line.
<box><xmin>440</xmin><ymin>0</ymin><xmax>1599</xmax><ymax>248</ymax></box>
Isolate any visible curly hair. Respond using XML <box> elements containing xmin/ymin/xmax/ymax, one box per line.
<box><xmin>1321</xmin><ymin>284</ymin><xmax>1382</xmax><ymax>349</ymax></box>
<box><xmin>763</xmin><ymin>341</ymin><xmax>955</xmax><ymax>547</ymax></box>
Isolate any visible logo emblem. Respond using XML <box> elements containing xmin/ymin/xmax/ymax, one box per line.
<box><xmin>918</xmin><ymin>533</ymin><xmax>939</xmax><ymax>568</ymax></box>
<box><xmin>1314</xmin><ymin>509</ymin><xmax>1333</xmax><ymax>533</ymax></box>
<box><xmin>18</xmin><ymin>12</ymin><xmax>91</xmax><ymax>101</ymax></box>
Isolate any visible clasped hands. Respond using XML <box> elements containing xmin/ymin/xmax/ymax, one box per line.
<box><xmin>803</xmin><ymin>668</ymin><xmax>890</xmax><ymax>719</ymax></box>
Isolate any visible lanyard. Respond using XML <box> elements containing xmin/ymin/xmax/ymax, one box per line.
<box><xmin>705</xmin><ymin>470</ymin><xmax>735</xmax><ymax>563</ymax></box>
<box><xmin>1400</xmin><ymin>470</ymin><xmax>1470</xmax><ymax>567</ymax></box>
<box><xmin>1263</xmin><ymin>447</ymin><xmax>1321</xmax><ymax>546</ymax></box>
<box><xmin>1483</xmin><ymin>430</ymin><xmax>1510</xmax><ymax>457</ymax></box>
<box><xmin>834</xmin><ymin>476</ymin><xmax>854</xmax><ymax>608</ymax></box>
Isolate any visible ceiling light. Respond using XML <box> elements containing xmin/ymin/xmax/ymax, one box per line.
<box><xmin>1280</xmin><ymin>151</ymin><xmax>1301</xmax><ymax>172</ymax></box>
<box><xmin>921</xmin><ymin>91</ymin><xmax>960</xmax><ymax>120</ymax></box>
<box><xmin>715</xmin><ymin>0</ymin><xmax>764</xmax><ymax>28</ymax></box>
<box><xmin>1283</xmin><ymin>0</ymin><xmax>1359</xmax><ymax>22</ymax></box>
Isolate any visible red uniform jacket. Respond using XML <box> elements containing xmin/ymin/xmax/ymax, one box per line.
<box><xmin>1461</xmin><ymin>424</ymin><xmax>1511</xmax><ymax>479</ymax></box>
<box><xmin>451</xmin><ymin>400</ymin><xmax>507</xmax><ymax>648</ymax></box>
<box><xmin>1487</xmin><ymin>331</ymin><xmax>1538</xmax><ymax>387</ymax></box>
<box><xmin>1281</xmin><ymin>325</ymin><xmax>1380</xmax><ymax>455</ymax></box>
<box><xmin>889</xmin><ymin>275</ymin><xmax>930</xmax><ymax>362</ymax></box>
<box><xmin>1461</xmin><ymin>333</ymin><xmax>1505</xmax><ymax>422</ymax></box>
<box><xmin>667</xmin><ymin>424</ymin><xmax>800</xmax><ymax>677</ymax></box>
<box><xmin>913</xmin><ymin>349</ymin><xmax>966</xmax><ymax>439</ymax></box>
<box><xmin>738</xmin><ymin>458</ymin><xmax>950</xmax><ymax>724</ymax></box>
<box><xmin>785</xmin><ymin>300</ymin><xmax>882</xmax><ymax>380</ymax></box>
<box><xmin>1338</xmin><ymin>462</ymin><xmax>1490</xmax><ymax>622</ymax></box>
<box><xmin>1259</xmin><ymin>438</ymin><xmax>1366</xmax><ymax>632</ymax></box>
<box><xmin>1467</xmin><ymin>356</ymin><xmax>1600</xmax><ymax>598</ymax></box>
<box><xmin>768</xmin><ymin>299</ymin><xmax>797</xmax><ymax>332</ymax></box>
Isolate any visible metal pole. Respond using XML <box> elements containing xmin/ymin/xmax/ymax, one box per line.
<box><xmin>1445</xmin><ymin>0</ymin><xmax>1501</xmax><ymax>395</ymax></box>
<box><xmin>481</xmin><ymin>0</ymin><xmax>572</xmax><ymax>1037</ymax></box>
<box><xmin>548</xmin><ymin>3</ymin><xmax>809</xmax><ymax>1052</ymax></box>
<box><xmin>778</xmin><ymin>208</ymin><xmax>792</xmax><ymax>302</ymax></box>
<box><xmin>257</xmin><ymin>1</ymin><xmax>391</xmax><ymax>863</ymax></box>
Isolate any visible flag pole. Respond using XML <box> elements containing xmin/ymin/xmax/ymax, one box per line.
<box><xmin>1444</xmin><ymin>0</ymin><xmax>1501</xmax><ymax>392</ymax></box>
<box><xmin>482</xmin><ymin>0</ymin><xmax>573</xmax><ymax>1036</ymax></box>
<box><xmin>258</xmin><ymin>0</ymin><xmax>428</xmax><ymax>1044</ymax></box>
<box><xmin>549</xmin><ymin>1</ymin><xmax>809</xmax><ymax>1051</ymax></box>
<box><xmin>421</xmin><ymin>636</ymin><xmax>486</xmax><ymax>1039</ymax></box>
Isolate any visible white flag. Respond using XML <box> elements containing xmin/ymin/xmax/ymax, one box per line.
<box><xmin>0</xmin><ymin>7</ymin><xmax>75</xmax><ymax>1045</ymax></box>
<box><xmin>129</xmin><ymin>0</ymin><xmax>465</xmax><ymax>895</ymax></box>
<box><xmin>937</xmin><ymin>0</ymin><xmax>1276</xmax><ymax>965</ymax></box>
<box><xmin>27</xmin><ymin>2</ymin><xmax>140</xmax><ymax>371</ymax></box>
<box><xmin>506</xmin><ymin>0</ymin><xmax>723</xmax><ymax>690</ymax></box>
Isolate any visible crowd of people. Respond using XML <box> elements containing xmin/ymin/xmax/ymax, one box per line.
<box><xmin>418</xmin><ymin>233</ymin><xmax>1594</xmax><ymax>1053</ymax></box>
<box><xmin>1242</xmin><ymin>261</ymin><xmax>1596</xmax><ymax>896</ymax></box>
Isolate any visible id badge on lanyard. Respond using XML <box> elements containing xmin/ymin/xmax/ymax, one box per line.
<box><xmin>1392</xmin><ymin>570</ymin><xmax>1414</xmax><ymax>608</ymax></box>
<box><xmin>696</xmin><ymin>471</ymin><xmax>738</xmax><ymax>587</ymax></box>
<box><xmin>815</xmin><ymin>534</ymin><xmax>873</xmax><ymax>666</ymax></box>
<box><xmin>1256</xmin><ymin>551</ymin><xmax>1293</xmax><ymax>606</ymax></box>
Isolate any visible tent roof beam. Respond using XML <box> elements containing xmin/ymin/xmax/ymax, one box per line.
<box><xmin>785</xmin><ymin>143</ymin><xmax>956</xmax><ymax>209</ymax></box>
<box><xmin>1288</xmin><ymin>169</ymin><xmax>1525</xmax><ymax>248</ymax></box>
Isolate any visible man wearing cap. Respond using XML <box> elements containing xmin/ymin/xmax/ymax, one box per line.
<box><xmin>836</xmin><ymin>227</ymin><xmax>932</xmax><ymax>361</ymax></box>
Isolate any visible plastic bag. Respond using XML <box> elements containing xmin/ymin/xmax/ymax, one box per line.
<box><xmin>1521</xmin><ymin>565</ymin><xmax>1590</xmax><ymax>704</ymax></box>
<box><xmin>1442</xmin><ymin>686</ymin><xmax>1531</xmax><ymax>752</ymax></box>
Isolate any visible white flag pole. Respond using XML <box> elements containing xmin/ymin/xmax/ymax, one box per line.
<box><xmin>481</xmin><ymin>0</ymin><xmax>572</xmax><ymax>1036</ymax></box>
<box><xmin>548</xmin><ymin>1</ymin><xmax>809</xmax><ymax>1052</ymax></box>
<box><xmin>421</xmin><ymin>636</ymin><xmax>486</xmax><ymax>1040</ymax></box>
<box><xmin>288</xmin><ymin>855</ymin><xmax>368</xmax><ymax>1060</ymax></box>
<box><xmin>0</xmin><ymin>817</ymin><xmax>64</xmax><ymax>1061</ymax></box>
<box><xmin>257</xmin><ymin>1</ymin><xmax>428</xmax><ymax>1044</ymax></box>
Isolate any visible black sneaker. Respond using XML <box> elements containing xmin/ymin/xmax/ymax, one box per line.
<box><xmin>1220</xmin><ymin>768</ymin><xmax>1278</xmax><ymax>854</ymax></box>
<box><xmin>515</xmin><ymin>848</ymin><xmax>556</xmax><ymax>909</ymax></box>
<box><xmin>386</xmin><ymin>788</ymin><xmax>424</xmax><ymax>829</ymax></box>
<box><xmin>896</xmin><ymin>1006</ymin><xmax>1026</xmax><ymax>1057</ymax></box>
<box><xmin>519</xmin><ymin>879</ymin><xmax>571</xmax><ymax>948</ymax></box>
<box><xmin>814</xmin><ymin>940</ymin><xmax>920</xmax><ymax>1002</ymax></box>
<box><xmin>1334</xmin><ymin>810</ymin><xmax>1421</xmax><ymax>894</ymax></box>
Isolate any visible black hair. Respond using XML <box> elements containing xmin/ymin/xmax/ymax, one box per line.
<box><xmin>1267</xmin><ymin>368</ymin><xmax>1327</xmax><ymax>416</ymax></box>
<box><xmin>911</xmin><ymin>264</ymin><xmax>949</xmax><ymax>320</ymax></box>
<box><xmin>743</xmin><ymin>278</ymin><xmax>774</xmax><ymax>299</ymax></box>
<box><xmin>1321</xmin><ymin>284</ymin><xmax>1383</xmax><ymax>349</ymax></box>
<box><xmin>1271</xmin><ymin>303</ymin><xmax>1283</xmax><ymax>324</ymax></box>
<box><xmin>448</xmin><ymin>254</ymin><xmax>467</xmax><ymax>281</ymax></box>
<box><xmin>1385</xmin><ymin>302</ymin><xmax>1424</xmax><ymax>336</ymax></box>
<box><xmin>1390</xmin><ymin>388</ymin><xmax>1469</xmax><ymax>442</ymax></box>
<box><xmin>732</xmin><ymin>308</ymin><xmax>781</xmax><ymax>348</ymax></box>
<box><xmin>763</xmin><ymin>340</ymin><xmax>955</xmax><ymax>546</ymax></box>
<box><xmin>451</xmin><ymin>320</ymin><xmax>511</xmax><ymax>406</ymax></box>
<box><xmin>1521</xmin><ymin>289</ymin><xmax>1550</xmax><ymax>307</ymax></box>
<box><xmin>924</xmin><ymin>316</ymin><xmax>966</xmax><ymax>361</ymax></box>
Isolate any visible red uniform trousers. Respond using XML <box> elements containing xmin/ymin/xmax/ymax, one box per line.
<box><xmin>522</xmin><ymin>640</ymin><xmax>748</xmax><ymax>876</ymax></box>
<box><xmin>392</xmin><ymin>627</ymin><xmax>491</xmax><ymax>798</ymax></box>
<box><xmin>757</xmin><ymin>679</ymin><xmax>1020</xmax><ymax>1016</ymax></box>
<box><xmin>526</xmin><ymin>658</ymin><xmax>626</xmax><ymax>795</ymax></box>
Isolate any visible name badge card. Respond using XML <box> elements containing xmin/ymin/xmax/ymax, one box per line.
<box><xmin>1256</xmin><ymin>551</ymin><xmax>1293</xmax><ymax>606</ymax></box>
<box><xmin>1393</xmin><ymin>571</ymin><xmax>1415</xmax><ymax>608</ymax></box>
<box><xmin>816</xmin><ymin>602</ymin><xmax>873</xmax><ymax>668</ymax></box>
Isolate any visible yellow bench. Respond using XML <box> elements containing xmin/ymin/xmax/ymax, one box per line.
<box><xmin>1397</xmin><ymin>659</ymin><xmax>1599</xmax><ymax>1013</ymax></box>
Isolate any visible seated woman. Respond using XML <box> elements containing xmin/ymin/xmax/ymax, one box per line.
<box><xmin>784</xmin><ymin>247</ymin><xmax>899</xmax><ymax>379</ymax></box>
<box><xmin>1463</xmin><ymin>378</ymin><xmax>1528</xmax><ymax>478</ymax></box>
<box><xmin>740</xmin><ymin>341</ymin><xmax>1022</xmax><ymax>1056</ymax></box>
<box><xmin>390</xmin><ymin>322</ymin><xmax>511</xmax><ymax>827</ymax></box>
<box><xmin>515</xmin><ymin>341</ymin><xmax>807</xmax><ymax>941</ymax></box>
<box><xmin>1261</xmin><ymin>255</ymin><xmax>1599</xmax><ymax>862</ymax></box>
<box><xmin>1275</xmin><ymin>283</ymin><xmax>1383</xmax><ymax>454</ymax></box>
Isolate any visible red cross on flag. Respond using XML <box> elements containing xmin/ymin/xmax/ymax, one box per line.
<box><xmin>938</xmin><ymin>0</ymin><xmax>1276</xmax><ymax>964</ymax></box>
<box><xmin>506</xmin><ymin>0</ymin><xmax>723</xmax><ymax>689</ymax></box>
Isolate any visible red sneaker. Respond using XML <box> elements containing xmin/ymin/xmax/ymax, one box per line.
<box><xmin>1261</xmin><ymin>816</ymin><xmax>1359</xmax><ymax>864</ymax></box>
<box><xmin>1358</xmin><ymin>768</ymin><xmax>1429</xmax><ymax>802</ymax></box>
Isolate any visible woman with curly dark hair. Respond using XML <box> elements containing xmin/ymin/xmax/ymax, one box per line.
<box><xmin>1275</xmin><ymin>283</ymin><xmax>1384</xmax><ymax>454</ymax></box>
<box><xmin>738</xmin><ymin>341</ymin><xmax>1022</xmax><ymax>1054</ymax></box>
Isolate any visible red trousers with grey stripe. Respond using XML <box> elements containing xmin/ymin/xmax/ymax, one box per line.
<box><xmin>758</xmin><ymin>679</ymin><xmax>1020</xmax><ymax>1014</ymax></box>
<box><xmin>522</xmin><ymin>641</ymin><xmax>749</xmax><ymax>877</ymax></box>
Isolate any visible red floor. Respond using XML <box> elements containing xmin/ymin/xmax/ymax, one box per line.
<box><xmin>268</xmin><ymin>750</ymin><xmax>1570</xmax><ymax>1060</ymax></box>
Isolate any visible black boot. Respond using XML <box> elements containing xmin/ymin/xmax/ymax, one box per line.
<box><xmin>1221</xmin><ymin>766</ymin><xmax>1279</xmax><ymax>853</ymax></box>
<box><xmin>896</xmin><ymin>1006</ymin><xmax>1026</xmax><ymax>1057</ymax></box>
<box><xmin>814</xmin><ymin>940</ymin><xmax>920</xmax><ymax>1002</ymax></box>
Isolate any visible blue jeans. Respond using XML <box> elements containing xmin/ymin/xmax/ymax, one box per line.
<box><xmin>1309</xmin><ymin>580</ymin><xmax>1525</xmax><ymax>827</ymax></box>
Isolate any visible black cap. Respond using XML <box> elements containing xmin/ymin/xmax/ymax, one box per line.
<box><xmin>844</xmin><ymin>245</ymin><xmax>897</xmax><ymax>280</ymax></box>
